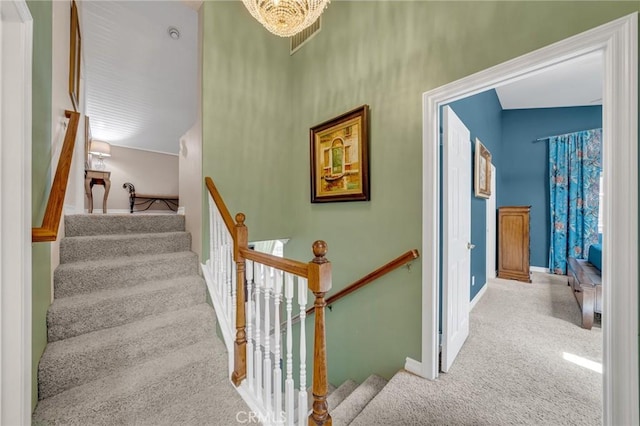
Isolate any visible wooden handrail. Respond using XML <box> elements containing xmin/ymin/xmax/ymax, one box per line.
<box><xmin>240</xmin><ymin>247</ymin><xmax>309</xmax><ymax>278</ymax></box>
<box><xmin>32</xmin><ymin>110</ymin><xmax>80</xmax><ymax>242</ymax></box>
<box><xmin>205</xmin><ymin>176</ymin><xmax>235</xmax><ymax>234</ymax></box>
<box><xmin>283</xmin><ymin>249</ymin><xmax>419</xmax><ymax>325</ymax></box>
<box><xmin>323</xmin><ymin>249</ymin><xmax>419</xmax><ymax>309</ymax></box>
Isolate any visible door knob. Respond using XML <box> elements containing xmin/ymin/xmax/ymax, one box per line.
<box><xmin>467</xmin><ymin>242</ymin><xmax>476</xmax><ymax>250</ymax></box>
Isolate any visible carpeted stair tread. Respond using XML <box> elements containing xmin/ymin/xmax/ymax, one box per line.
<box><xmin>60</xmin><ymin>231</ymin><xmax>191</xmax><ymax>263</ymax></box>
<box><xmin>64</xmin><ymin>214</ymin><xmax>185</xmax><ymax>237</ymax></box>
<box><xmin>330</xmin><ymin>374</ymin><xmax>388</xmax><ymax>426</ymax></box>
<box><xmin>33</xmin><ymin>338</ymin><xmax>250</xmax><ymax>426</ymax></box>
<box><xmin>54</xmin><ymin>251</ymin><xmax>199</xmax><ymax>298</ymax></box>
<box><xmin>327</xmin><ymin>379</ymin><xmax>358</xmax><ymax>412</ymax></box>
<box><xmin>47</xmin><ymin>276</ymin><xmax>206</xmax><ymax>342</ymax></box>
<box><xmin>38</xmin><ymin>304</ymin><xmax>216</xmax><ymax>400</ymax></box>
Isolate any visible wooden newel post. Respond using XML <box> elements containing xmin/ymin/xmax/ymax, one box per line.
<box><xmin>308</xmin><ymin>240</ymin><xmax>332</xmax><ymax>426</ymax></box>
<box><xmin>231</xmin><ymin>213</ymin><xmax>248</xmax><ymax>386</ymax></box>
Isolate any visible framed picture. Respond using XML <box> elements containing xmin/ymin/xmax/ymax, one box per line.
<box><xmin>310</xmin><ymin>105</ymin><xmax>370</xmax><ymax>203</ymax></box>
<box><xmin>474</xmin><ymin>138</ymin><xmax>492</xmax><ymax>198</ymax></box>
<box><xmin>84</xmin><ymin>116</ymin><xmax>91</xmax><ymax>170</ymax></box>
<box><xmin>69</xmin><ymin>0</ymin><xmax>81</xmax><ymax>112</ymax></box>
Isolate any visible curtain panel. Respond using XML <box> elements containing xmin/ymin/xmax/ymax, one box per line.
<box><xmin>549</xmin><ymin>128</ymin><xmax>601</xmax><ymax>275</ymax></box>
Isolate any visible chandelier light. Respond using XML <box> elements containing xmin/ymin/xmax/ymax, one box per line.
<box><xmin>241</xmin><ymin>0</ymin><xmax>330</xmax><ymax>38</ymax></box>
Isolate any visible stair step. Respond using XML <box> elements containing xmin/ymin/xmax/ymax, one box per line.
<box><xmin>38</xmin><ymin>304</ymin><xmax>216</xmax><ymax>400</ymax></box>
<box><xmin>330</xmin><ymin>375</ymin><xmax>388</xmax><ymax>425</ymax></box>
<box><xmin>47</xmin><ymin>276</ymin><xmax>207</xmax><ymax>342</ymax></box>
<box><xmin>64</xmin><ymin>214</ymin><xmax>185</xmax><ymax>237</ymax></box>
<box><xmin>33</xmin><ymin>338</ymin><xmax>249</xmax><ymax>426</ymax></box>
<box><xmin>54</xmin><ymin>251</ymin><xmax>199</xmax><ymax>298</ymax></box>
<box><xmin>60</xmin><ymin>231</ymin><xmax>191</xmax><ymax>263</ymax></box>
<box><xmin>327</xmin><ymin>379</ymin><xmax>358</xmax><ymax>412</ymax></box>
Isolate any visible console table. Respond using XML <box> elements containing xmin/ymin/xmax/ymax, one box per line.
<box><xmin>85</xmin><ymin>169</ymin><xmax>111</xmax><ymax>214</ymax></box>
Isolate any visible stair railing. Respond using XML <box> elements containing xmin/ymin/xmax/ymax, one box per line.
<box><xmin>285</xmin><ymin>249</ymin><xmax>420</xmax><ymax>329</ymax></box>
<box><xmin>32</xmin><ymin>110</ymin><xmax>80</xmax><ymax>242</ymax></box>
<box><xmin>203</xmin><ymin>177</ymin><xmax>332</xmax><ymax>426</ymax></box>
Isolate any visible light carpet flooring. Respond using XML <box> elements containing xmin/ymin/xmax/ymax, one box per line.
<box><xmin>351</xmin><ymin>272</ymin><xmax>602</xmax><ymax>425</ymax></box>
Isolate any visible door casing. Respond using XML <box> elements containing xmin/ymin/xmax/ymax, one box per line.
<box><xmin>405</xmin><ymin>13</ymin><xmax>638</xmax><ymax>426</ymax></box>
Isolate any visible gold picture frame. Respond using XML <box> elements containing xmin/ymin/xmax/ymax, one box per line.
<box><xmin>474</xmin><ymin>138</ymin><xmax>492</xmax><ymax>199</ymax></box>
<box><xmin>69</xmin><ymin>0</ymin><xmax>81</xmax><ymax>112</ymax></box>
<box><xmin>310</xmin><ymin>105</ymin><xmax>370</xmax><ymax>203</ymax></box>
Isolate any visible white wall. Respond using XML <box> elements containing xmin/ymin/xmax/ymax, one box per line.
<box><xmin>178</xmin><ymin>2</ymin><xmax>203</xmax><ymax>259</ymax></box>
<box><xmin>88</xmin><ymin>145</ymin><xmax>179</xmax><ymax>212</ymax></box>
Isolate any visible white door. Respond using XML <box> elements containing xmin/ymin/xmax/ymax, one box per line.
<box><xmin>486</xmin><ymin>164</ymin><xmax>497</xmax><ymax>280</ymax></box>
<box><xmin>442</xmin><ymin>106</ymin><xmax>471</xmax><ymax>372</ymax></box>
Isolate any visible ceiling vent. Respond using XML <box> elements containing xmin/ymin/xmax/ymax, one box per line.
<box><xmin>290</xmin><ymin>18</ymin><xmax>321</xmax><ymax>55</ymax></box>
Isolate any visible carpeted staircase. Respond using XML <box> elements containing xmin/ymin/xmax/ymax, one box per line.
<box><xmin>32</xmin><ymin>214</ymin><xmax>250</xmax><ymax>426</ymax></box>
<box><xmin>31</xmin><ymin>213</ymin><xmax>403</xmax><ymax>425</ymax></box>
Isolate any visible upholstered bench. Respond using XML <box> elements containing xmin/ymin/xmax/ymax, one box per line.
<box><xmin>122</xmin><ymin>182</ymin><xmax>178</xmax><ymax>214</ymax></box>
<box><xmin>567</xmin><ymin>257</ymin><xmax>602</xmax><ymax>330</ymax></box>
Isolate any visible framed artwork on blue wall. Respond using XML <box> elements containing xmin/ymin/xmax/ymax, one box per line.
<box><xmin>475</xmin><ymin>138</ymin><xmax>492</xmax><ymax>199</ymax></box>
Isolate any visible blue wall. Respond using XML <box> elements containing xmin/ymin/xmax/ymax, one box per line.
<box><xmin>500</xmin><ymin>106</ymin><xmax>603</xmax><ymax>267</ymax></box>
<box><xmin>446</xmin><ymin>89</ymin><xmax>503</xmax><ymax>301</ymax></box>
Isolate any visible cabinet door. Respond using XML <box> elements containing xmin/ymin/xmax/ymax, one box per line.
<box><xmin>498</xmin><ymin>207</ymin><xmax>531</xmax><ymax>282</ymax></box>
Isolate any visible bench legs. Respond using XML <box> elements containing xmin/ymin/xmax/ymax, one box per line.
<box><xmin>580</xmin><ymin>285</ymin><xmax>595</xmax><ymax>330</ymax></box>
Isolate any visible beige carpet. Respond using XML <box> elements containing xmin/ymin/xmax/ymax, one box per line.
<box><xmin>351</xmin><ymin>272</ymin><xmax>602</xmax><ymax>425</ymax></box>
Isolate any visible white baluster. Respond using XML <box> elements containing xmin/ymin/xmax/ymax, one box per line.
<box><xmin>263</xmin><ymin>267</ymin><xmax>272</xmax><ymax>413</ymax></box>
<box><xmin>273</xmin><ymin>269</ymin><xmax>283</xmax><ymax>420</ymax></box>
<box><xmin>227</xmin><ymin>236</ymin><xmax>233</xmax><ymax>326</ymax></box>
<box><xmin>231</xmin><ymin>244</ymin><xmax>237</xmax><ymax>332</ymax></box>
<box><xmin>298</xmin><ymin>277</ymin><xmax>308</xmax><ymax>426</ymax></box>
<box><xmin>208</xmin><ymin>196</ymin><xmax>214</xmax><ymax>280</ymax></box>
<box><xmin>219</xmin><ymin>225</ymin><xmax>227</xmax><ymax>316</ymax></box>
<box><xmin>284</xmin><ymin>273</ymin><xmax>295</xmax><ymax>426</ymax></box>
<box><xmin>246</xmin><ymin>260</ymin><xmax>254</xmax><ymax>391</ymax></box>
<box><xmin>254</xmin><ymin>264</ymin><xmax>263</xmax><ymax>402</ymax></box>
<box><xmin>217</xmin><ymin>215</ymin><xmax>223</xmax><ymax>298</ymax></box>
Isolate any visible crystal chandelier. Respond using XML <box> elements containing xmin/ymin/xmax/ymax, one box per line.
<box><xmin>241</xmin><ymin>0</ymin><xmax>330</xmax><ymax>38</ymax></box>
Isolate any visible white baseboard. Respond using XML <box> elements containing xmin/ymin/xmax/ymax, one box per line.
<box><xmin>530</xmin><ymin>266</ymin><xmax>550</xmax><ymax>273</ymax></box>
<box><xmin>469</xmin><ymin>282</ymin><xmax>488</xmax><ymax>311</ymax></box>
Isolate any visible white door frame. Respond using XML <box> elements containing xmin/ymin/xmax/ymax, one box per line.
<box><xmin>405</xmin><ymin>13</ymin><xmax>638</xmax><ymax>426</ymax></box>
<box><xmin>485</xmin><ymin>164</ymin><xmax>497</xmax><ymax>281</ymax></box>
<box><xmin>0</xmin><ymin>0</ymin><xmax>33</xmax><ymax>424</ymax></box>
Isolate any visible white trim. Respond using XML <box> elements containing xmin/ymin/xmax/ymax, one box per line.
<box><xmin>529</xmin><ymin>266</ymin><xmax>550</xmax><ymax>274</ymax></box>
<box><xmin>407</xmin><ymin>13</ymin><xmax>638</xmax><ymax>426</ymax></box>
<box><xmin>469</xmin><ymin>283</ymin><xmax>488</xmax><ymax>312</ymax></box>
<box><xmin>0</xmin><ymin>1</ymin><xmax>32</xmax><ymax>423</ymax></box>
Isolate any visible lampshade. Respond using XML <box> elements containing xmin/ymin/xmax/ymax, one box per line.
<box><xmin>89</xmin><ymin>140</ymin><xmax>111</xmax><ymax>157</ymax></box>
<box><xmin>241</xmin><ymin>0</ymin><xmax>330</xmax><ymax>38</ymax></box>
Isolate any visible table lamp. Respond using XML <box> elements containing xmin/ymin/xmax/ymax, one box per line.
<box><xmin>89</xmin><ymin>140</ymin><xmax>111</xmax><ymax>170</ymax></box>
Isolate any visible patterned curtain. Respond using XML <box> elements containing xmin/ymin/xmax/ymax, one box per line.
<box><xmin>549</xmin><ymin>128</ymin><xmax>601</xmax><ymax>275</ymax></box>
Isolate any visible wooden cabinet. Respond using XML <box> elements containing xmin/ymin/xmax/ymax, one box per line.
<box><xmin>498</xmin><ymin>206</ymin><xmax>531</xmax><ymax>283</ymax></box>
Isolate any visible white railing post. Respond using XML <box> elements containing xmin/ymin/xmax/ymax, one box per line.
<box><xmin>298</xmin><ymin>277</ymin><xmax>308</xmax><ymax>426</ymax></box>
<box><xmin>246</xmin><ymin>260</ymin><xmax>254</xmax><ymax>391</ymax></box>
<box><xmin>254</xmin><ymin>264</ymin><xmax>263</xmax><ymax>403</ymax></box>
<box><xmin>284</xmin><ymin>273</ymin><xmax>295</xmax><ymax>426</ymax></box>
<box><xmin>263</xmin><ymin>267</ymin><xmax>273</xmax><ymax>414</ymax></box>
<box><xmin>273</xmin><ymin>269</ymin><xmax>283</xmax><ymax>421</ymax></box>
<box><xmin>208</xmin><ymin>195</ymin><xmax>215</xmax><ymax>280</ymax></box>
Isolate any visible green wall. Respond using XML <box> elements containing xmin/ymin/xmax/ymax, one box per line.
<box><xmin>28</xmin><ymin>0</ymin><xmax>53</xmax><ymax>410</ymax></box>
<box><xmin>203</xmin><ymin>1</ymin><xmax>639</xmax><ymax>388</ymax></box>
<box><xmin>202</xmin><ymin>1</ymin><xmax>292</xmax><ymax>248</ymax></box>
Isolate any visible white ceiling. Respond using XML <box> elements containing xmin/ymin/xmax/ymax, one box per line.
<box><xmin>82</xmin><ymin>1</ymin><xmax>198</xmax><ymax>155</ymax></box>
<box><xmin>495</xmin><ymin>52</ymin><xmax>603</xmax><ymax>110</ymax></box>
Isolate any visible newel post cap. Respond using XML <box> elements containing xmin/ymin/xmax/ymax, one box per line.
<box><xmin>309</xmin><ymin>240</ymin><xmax>331</xmax><ymax>293</ymax></box>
